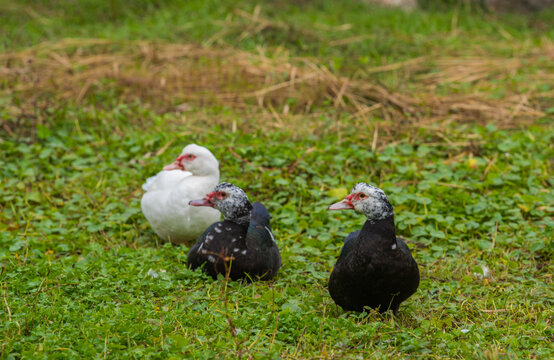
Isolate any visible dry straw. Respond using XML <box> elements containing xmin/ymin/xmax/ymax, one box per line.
<box><xmin>1</xmin><ymin>36</ymin><xmax>551</xmax><ymax>134</ymax></box>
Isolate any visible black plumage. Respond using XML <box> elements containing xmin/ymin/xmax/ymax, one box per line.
<box><xmin>328</xmin><ymin>183</ymin><xmax>419</xmax><ymax>314</ymax></box>
<box><xmin>187</xmin><ymin>183</ymin><xmax>281</xmax><ymax>281</ymax></box>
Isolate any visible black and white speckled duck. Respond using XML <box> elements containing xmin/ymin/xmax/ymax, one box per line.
<box><xmin>327</xmin><ymin>183</ymin><xmax>419</xmax><ymax>314</ymax></box>
<box><xmin>187</xmin><ymin>183</ymin><xmax>281</xmax><ymax>281</ymax></box>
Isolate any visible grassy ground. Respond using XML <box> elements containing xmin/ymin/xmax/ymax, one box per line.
<box><xmin>1</xmin><ymin>0</ymin><xmax>553</xmax><ymax>358</ymax></box>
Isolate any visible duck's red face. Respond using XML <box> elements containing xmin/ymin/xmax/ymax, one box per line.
<box><xmin>190</xmin><ymin>183</ymin><xmax>251</xmax><ymax>221</ymax></box>
<box><xmin>189</xmin><ymin>191</ymin><xmax>215</xmax><ymax>207</ymax></box>
<box><xmin>328</xmin><ymin>194</ymin><xmax>355</xmax><ymax>210</ymax></box>
<box><xmin>328</xmin><ymin>183</ymin><xmax>394</xmax><ymax>220</ymax></box>
<box><xmin>189</xmin><ymin>190</ymin><xmax>227</xmax><ymax>207</ymax></box>
<box><xmin>163</xmin><ymin>153</ymin><xmax>197</xmax><ymax>171</ymax></box>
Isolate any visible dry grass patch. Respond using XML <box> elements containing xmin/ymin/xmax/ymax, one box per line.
<box><xmin>1</xmin><ymin>38</ymin><xmax>551</xmax><ymax>136</ymax></box>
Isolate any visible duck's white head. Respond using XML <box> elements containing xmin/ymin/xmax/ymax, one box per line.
<box><xmin>328</xmin><ymin>183</ymin><xmax>393</xmax><ymax>222</ymax></box>
<box><xmin>163</xmin><ymin>144</ymin><xmax>219</xmax><ymax>177</ymax></box>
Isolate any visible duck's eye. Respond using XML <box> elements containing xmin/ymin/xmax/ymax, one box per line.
<box><xmin>219</xmin><ymin>192</ymin><xmax>227</xmax><ymax>198</ymax></box>
<box><xmin>359</xmin><ymin>193</ymin><xmax>367</xmax><ymax>199</ymax></box>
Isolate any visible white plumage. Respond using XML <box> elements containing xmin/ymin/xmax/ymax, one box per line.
<box><xmin>141</xmin><ymin>144</ymin><xmax>221</xmax><ymax>244</ymax></box>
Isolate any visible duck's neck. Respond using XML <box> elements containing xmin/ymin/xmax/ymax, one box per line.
<box><xmin>194</xmin><ymin>166</ymin><xmax>219</xmax><ymax>179</ymax></box>
<box><xmin>229</xmin><ymin>214</ymin><xmax>250</xmax><ymax>226</ymax></box>
<box><xmin>360</xmin><ymin>214</ymin><xmax>396</xmax><ymax>244</ymax></box>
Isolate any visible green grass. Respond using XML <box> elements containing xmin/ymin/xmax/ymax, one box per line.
<box><xmin>1</xmin><ymin>0</ymin><xmax>553</xmax><ymax>359</ymax></box>
<box><xmin>3</xmin><ymin>0</ymin><xmax>553</xmax><ymax>60</ymax></box>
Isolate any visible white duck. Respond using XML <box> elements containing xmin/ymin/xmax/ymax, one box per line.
<box><xmin>141</xmin><ymin>144</ymin><xmax>221</xmax><ymax>244</ymax></box>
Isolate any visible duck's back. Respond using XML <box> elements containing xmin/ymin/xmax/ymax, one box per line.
<box><xmin>246</xmin><ymin>202</ymin><xmax>281</xmax><ymax>279</ymax></box>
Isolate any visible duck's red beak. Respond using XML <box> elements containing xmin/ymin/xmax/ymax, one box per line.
<box><xmin>328</xmin><ymin>194</ymin><xmax>354</xmax><ymax>210</ymax></box>
<box><xmin>163</xmin><ymin>155</ymin><xmax>186</xmax><ymax>171</ymax></box>
<box><xmin>189</xmin><ymin>191</ymin><xmax>216</xmax><ymax>207</ymax></box>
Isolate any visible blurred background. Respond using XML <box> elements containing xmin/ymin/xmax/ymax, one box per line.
<box><xmin>2</xmin><ymin>0</ymin><xmax>552</xmax><ymax>139</ymax></box>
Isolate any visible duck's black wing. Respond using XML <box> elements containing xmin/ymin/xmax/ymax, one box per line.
<box><xmin>340</xmin><ymin>230</ymin><xmax>360</xmax><ymax>256</ymax></box>
<box><xmin>393</xmin><ymin>236</ymin><xmax>420</xmax><ymax>302</ymax></box>
<box><xmin>187</xmin><ymin>222</ymin><xmax>220</xmax><ymax>272</ymax></box>
<box><xmin>244</xmin><ymin>202</ymin><xmax>281</xmax><ymax>279</ymax></box>
<box><xmin>187</xmin><ymin>220</ymin><xmax>248</xmax><ymax>279</ymax></box>
<box><xmin>250</xmin><ymin>201</ymin><xmax>270</xmax><ymax>224</ymax></box>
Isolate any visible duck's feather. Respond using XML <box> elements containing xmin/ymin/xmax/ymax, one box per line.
<box><xmin>141</xmin><ymin>170</ymin><xmax>219</xmax><ymax>244</ymax></box>
<box><xmin>187</xmin><ymin>202</ymin><xmax>280</xmax><ymax>281</ymax></box>
<box><xmin>142</xmin><ymin>170</ymin><xmax>192</xmax><ymax>192</ymax></box>
<box><xmin>329</xmin><ymin>217</ymin><xmax>419</xmax><ymax>314</ymax></box>
<box><xmin>340</xmin><ymin>230</ymin><xmax>360</xmax><ymax>256</ymax></box>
